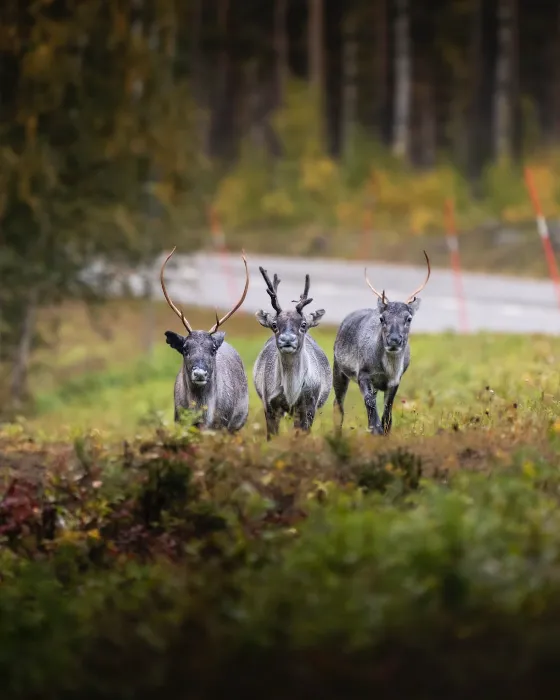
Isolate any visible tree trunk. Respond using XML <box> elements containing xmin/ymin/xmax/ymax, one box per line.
<box><xmin>467</xmin><ymin>0</ymin><xmax>483</xmax><ymax>184</ymax></box>
<box><xmin>207</xmin><ymin>0</ymin><xmax>233</xmax><ymax>159</ymax></box>
<box><xmin>374</xmin><ymin>0</ymin><xmax>389</xmax><ymax>143</ymax></box>
<box><xmin>191</xmin><ymin>0</ymin><xmax>205</xmax><ymax>144</ymax></box>
<box><xmin>342</xmin><ymin>12</ymin><xmax>358</xmax><ymax>161</ymax></box>
<box><xmin>419</xmin><ymin>66</ymin><xmax>436</xmax><ymax>168</ymax></box>
<box><xmin>494</xmin><ymin>0</ymin><xmax>515</xmax><ymax>160</ymax></box>
<box><xmin>275</xmin><ymin>0</ymin><xmax>288</xmax><ymax>109</ymax></box>
<box><xmin>143</xmin><ymin>272</ymin><xmax>155</xmax><ymax>356</ymax></box>
<box><xmin>392</xmin><ymin>0</ymin><xmax>411</xmax><ymax>160</ymax></box>
<box><xmin>10</xmin><ymin>288</ymin><xmax>37</xmax><ymax>409</ymax></box>
<box><xmin>308</xmin><ymin>0</ymin><xmax>324</xmax><ymax>117</ymax></box>
<box><xmin>510</xmin><ymin>0</ymin><xmax>521</xmax><ymax>159</ymax></box>
<box><xmin>554</xmin><ymin>2</ymin><xmax>560</xmax><ymax>141</ymax></box>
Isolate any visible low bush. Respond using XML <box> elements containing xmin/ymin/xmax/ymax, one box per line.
<box><xmin>1</xmin><ymin>427</ymin><xmax>560</xmax><ymax>698</ymax></box>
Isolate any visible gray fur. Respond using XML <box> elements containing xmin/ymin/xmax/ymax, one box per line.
<box><xmin>333</xmin><ymin>296</ymin><xmax>421</xmax><ymax>435</ymax></box>
<box><xmin>253</xmin><ymin>269</ymin><xmax>332</xmax><ymax>440</ymax></box>
<box><xmin>165</xmin><ymin>330</ymin><xmax>249</xmax><ymax>432</ymax></box>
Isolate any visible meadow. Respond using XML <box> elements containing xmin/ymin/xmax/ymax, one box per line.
<box><xmin>1</xmin><ymin>299</ymin><xmax>560</xmax><ymax>699</ymax></box>
<box><xmin>28</xmin><ymin>299</ymin><xmax>560</xmax><ymax>441</ymax></box>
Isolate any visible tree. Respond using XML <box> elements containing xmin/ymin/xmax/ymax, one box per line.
<box><xmin>0</xmin><ymin>0</ymin><xmax>201</xmax><ymax>410</ymax></box>
<box><xmin>392</xmin><ymin>0</ymin><xmax>411</xmax><ymax>160</ymax></box>
<box><xmin>494</xmin><ymin>0</ymin><xmax>517</xmax><ymax>160</ymax></box>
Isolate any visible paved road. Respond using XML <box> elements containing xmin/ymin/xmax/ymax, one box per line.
<box><xmin>121</xmin><ymin>251</ymin><xmax>560</xmax><ymax>335</ymax></box>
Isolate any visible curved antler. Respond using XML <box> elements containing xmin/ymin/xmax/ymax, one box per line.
<box><xmin>208</xmin><ymin>251</ymin><xmax>250</xmax><ymax>333</ymax></box>
<box><xmin>259</xmin><ymin>266</ymin><xmax>282</xmax><ymax>314</ymax></box>
<box><xmin>294</xmin><ymin>274</ymin><xmax>313</xmax><ymax>314</ymax></box>
<box><xmin>364</xmin><ymin>268</ymin><xmax>388</xmax><ymax>305</ymax></box>
<box><xmin>161</xmin><ymin>247</ymin><xmax>193</xmax><ymax>333</ymax></box>
<box><xmin>405</xmin><ymin>250</ymin><xmax>431</xmax><ymax>303</ymax></box>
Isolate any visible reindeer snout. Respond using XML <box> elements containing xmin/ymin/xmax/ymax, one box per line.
<box><xmin>277</xmin><ymin>332</ymin><xmax>298</xmax><ymax>353</ymax></box>
<box><xmin>191</xmin><ymin>367</ymin><xmax>209</xmax><ymax>384</ymax></box>
<box><xmin>386</xmin><ymin>334</ymin><xmax>404</xmax><ymax>351</ymax></box>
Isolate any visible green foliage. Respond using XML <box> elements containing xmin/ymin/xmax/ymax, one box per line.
<box><xmin>0</xmin><ymin>426</ymin><xmax>560</xmax><ymax>697</ymax></box>
<box><xmin>213</xmin><ymin>79</ymin><xmax>560</xmax><ymax>248</ymax></box>
<box><xmin>0</xmin><ymin>0</ymin><xmax>206</xmax><ymax>409</ymax></box>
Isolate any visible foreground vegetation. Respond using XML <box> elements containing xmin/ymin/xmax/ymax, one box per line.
<box><xmin>1</xmin><ymin>416</ymin><xmax>560</xmax><ymax>698</ymax></box>
<box><xmin>0</xmin><ymin>300</ymin><xmax>559</xmax><ymax>698</ymax></box>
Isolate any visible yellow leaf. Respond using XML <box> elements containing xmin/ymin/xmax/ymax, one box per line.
<box><xmin>522</xmin><ymin>461</ymin><xmax>536</xmax><ymax>478</ymax></box>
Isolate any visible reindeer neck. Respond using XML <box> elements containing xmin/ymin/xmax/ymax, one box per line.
<box><xmin>183</xmin><ymin>373</ymin><xmax>214</xmax><ymax>408</ymax></box>
<box><xmin>277</xmin><ymin>340</ymin><xmax>308</xmax><ymax>374</ymax></box>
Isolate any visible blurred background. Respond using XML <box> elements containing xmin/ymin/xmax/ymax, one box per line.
<box><xmin>1</xmin><ymin>0</ymin><xmax>560</xmax><ymax>423</ymax></box>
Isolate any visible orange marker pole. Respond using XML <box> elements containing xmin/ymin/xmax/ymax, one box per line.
<box><xmin>208</xmin><ymin>205</ymin><xmax>238</xmax><ymax>302</ymax></box>
<box><xmin>444</xmin><ymin>198</ymin><xmax>469</xmax><ymax>333</ymax></box>
<box><xmin>523</xmin><ymin>166</ymin><xmax>560</xmax><ymax>310</ymax></box>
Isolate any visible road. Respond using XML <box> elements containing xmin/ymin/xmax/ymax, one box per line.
<box><xmin>121</xmin><ymin>250</ymin><xmax>560</xmax><ymax>335</ymax></box>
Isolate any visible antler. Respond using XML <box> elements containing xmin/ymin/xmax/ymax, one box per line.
<box><xmin>364</xmin><ymin>268</ymin><xmax>388</xmax><ymax>305</ymax></box>
<box><xmin>259</xmin><ymin>266</ymin><xmax>282</xmax><ymax>314</ymax></box>
<box><xmin>208</xmin><ymin>251</ymin><xmax>250</xmax><ymax>333</ymax></box>
<box><xmin>294</xmin><ymin>274</ymin><xmax>313</xmax><ymax>314</ymax></box>
<box><xmin>364</xmin><ymin>251</ymin><xmax>431</xmax><ymax>306</ymax></box>
<box><xmin>405</xmin><ymin>250</ymin><xmax>431</xmax><ymax>303</ymax></box>
<box><xmin>161</xmin><ymin>247</ymin><xmax>193</xmax><ymax>333</ymax></box>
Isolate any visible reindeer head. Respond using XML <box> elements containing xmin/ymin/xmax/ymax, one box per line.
<box><xmin>364</xmin><ymin>251</ymin><xmax>431</xmax><ymax>354</ymax></box>
<box><xmin>256</xmin><ymin>268</ymin><xmax>325</xmax><ymax>355</ymax></box>
<box><xmin>161</xmin><ymin>247</ymin><xmax>249</xmax><ymax>387</ymax></box>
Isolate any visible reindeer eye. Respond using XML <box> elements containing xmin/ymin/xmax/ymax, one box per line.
<box><xmin>271</xmin><ymin>321</ymin><xmax>278</xmax><ymax>332</ymax></box>
<box><xmin>300</xmin><ymin>320</ymin><xmax>307</xmax><ymax>330</ymax></box>
<box><xmin>379</xmin><ymin>315</ymin><xmax>386</xmax><ymax>324</ymax></box>
<box><xmin>406</xmin><ymin>316</ymin><xmax>412</xmax><ymax>324</ymax></box>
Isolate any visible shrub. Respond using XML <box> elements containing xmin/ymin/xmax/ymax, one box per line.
<box><xmin>0</xmin><ymin>430</ymin><xmax>560</xmax><ymax>698</ymax></box>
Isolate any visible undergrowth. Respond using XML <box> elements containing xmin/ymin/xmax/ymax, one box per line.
<box><xmin>0</xmin><ymin>421</ymin><xmax>560</xmax><ymax>698</ymax></box>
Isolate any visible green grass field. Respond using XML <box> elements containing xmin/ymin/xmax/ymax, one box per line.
<box><xmin>24</xmin><ymin>299</ymin><xmax>560</xmax><ymax>446</ymax></box>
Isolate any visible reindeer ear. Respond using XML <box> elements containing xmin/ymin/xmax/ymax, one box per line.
<box><xmin>307</xmin><ymin>309</ymin><xmax>325</xmax><ymax>327</ymax></box>
<box><xmin>408</xmin><ymin>297</ymin><xmax>421</xmax><ymax>314</ymax></box>
<box><xmin>212</xmin><ymin>331</ymin><xmax>225</xmax><ymax>350</ymax></box>
<box><xmin>256</xmin><ymin>310</ymin><xmax>273</xmax><ymax>328</ymax></box>
<box><xmin>165</xmin><ymin>331</ymin><xmax>185</xmax><ymax>354</ymax></box>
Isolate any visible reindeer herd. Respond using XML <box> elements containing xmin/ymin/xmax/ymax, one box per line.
<box><xmin>160</xmin><ymin>247</ymin><xmax>431</xmax><ymax>439</ymax></box>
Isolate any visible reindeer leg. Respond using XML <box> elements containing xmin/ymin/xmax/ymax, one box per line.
<box><xmin>295</xmin><ymin>395</ymin><xmax>316</xmax><ymax>434</ymax></box>
<box><xmin>265</xmin><ymin>396</ymin><xmax>285</xmax><ymax>441</ymax></box>
<box><xmin>333</xmin><ymin>360</ymin><xmax>349</xmax><ymax>430</ymax></box>
<box><xmin>264</xmin><ymin>408</ymin><xmax>281</xmax><ymax>441</ymax></box>
<box><xmin>381</xmin><ymin>385</ymin><xmax>399</xmax><ymax>435</ymax></box>
<box><xmin>358</xmin><ymin>373</ymin><xmax>382</xmax><ymax>435</ymax></box>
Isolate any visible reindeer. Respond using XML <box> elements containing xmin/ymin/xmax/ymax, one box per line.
<box><xmin>253</xmin><ymin>267</ymin><xmax>332</xmax><ymax>440</ymax></box>
<box><xmin>161</xmin><ymin>247</ymin><xmax>250</xmax><ymax>432</ymax></box>
<box><xmin>333</xmin><ymin>252</ymin><xmax>431</xmax><ymax>436</ymax></box>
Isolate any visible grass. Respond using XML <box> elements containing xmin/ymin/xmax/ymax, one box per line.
<box><xmin>19</xmin><ymin>298</ymin><xmax>559</xmax><ymax>454</ymax></box>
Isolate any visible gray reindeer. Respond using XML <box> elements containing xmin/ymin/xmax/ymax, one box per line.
<box><xmin>161</xmin><ymin>247</ymin><xmax>250</xmax><ymax>432</ymax></box>
<box><xmin>253</xmin><ymin>268</ymin><xmax>332</xmax><ymax>440</ymax></box>
<box><xmin>333</xmin><ymin>252</ymin><xmax>431</xmax><ymax>435</ymax></box>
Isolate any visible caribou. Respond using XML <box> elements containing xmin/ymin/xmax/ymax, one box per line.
<box><xmin>161</xmin><ymin>247</ymin><xmax>250</xmax><ymax>432</ymax></box>
<box><xmin>253</xmin><ymin>267</ymin><xmax>332</xmax><ymax>440</ymax></box>
<box><xmin>333</xmin><ymin>251</ymin><xmax>431</xmax><ymax>435</ymax></box>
